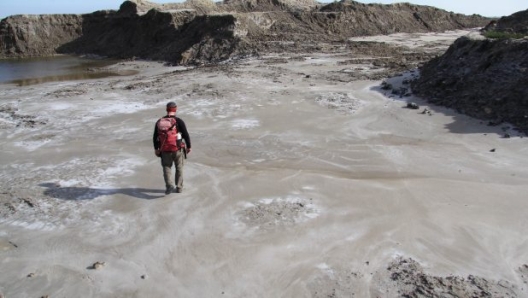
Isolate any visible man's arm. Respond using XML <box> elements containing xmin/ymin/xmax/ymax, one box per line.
<box><xmin>153</xmin><ymin>120</ymin><xmax>161</xmax><ymax>157</ymax></box>
<box><xmin>153</xmin><ymin>121</ymin><xmax>160</xmax><ymax>149</ymax></box>
<box><xmin>177</xmin><ymin>118</ymin><xmax>191</xmax><ymax>153</ymax></box>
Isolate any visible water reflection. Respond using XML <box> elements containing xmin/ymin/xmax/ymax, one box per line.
<box><xmin>9</xmin><ymin>70</ymin><xmax>139</xmax><ymax>86</ymax></box>
<box><xmin>0</xmin><ymin>55</ymin><xmax>138</xmax><ymax>86</ymax></box>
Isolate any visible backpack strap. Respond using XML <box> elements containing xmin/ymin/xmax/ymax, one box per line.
<box><xmin>168</xmin><ymin>120</ymin><xmax>177</xmax><ymax>131</ymax></box>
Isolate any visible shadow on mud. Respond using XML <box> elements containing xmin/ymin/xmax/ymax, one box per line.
<box><xmin>39</xmin><ymin>183</ymin><xmax>165</xmax><ymax>200</ymax></box>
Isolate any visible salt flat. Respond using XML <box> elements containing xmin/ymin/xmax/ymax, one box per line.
<box><xmin>1</xmin><ymin>30</ymin><xmax>527</xmax><ymax>297</ymax></box>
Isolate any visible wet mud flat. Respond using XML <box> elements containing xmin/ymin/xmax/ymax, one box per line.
<box><xmin>1</xmin><ymin>31</ymin><xmax>528</xmax><ymax>297</ymax></box>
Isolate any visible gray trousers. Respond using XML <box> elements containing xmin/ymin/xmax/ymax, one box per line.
<box><xmin>160</xmin><ymin>150</ymin><xmax>184</xmax><ymax>190</ymax></box>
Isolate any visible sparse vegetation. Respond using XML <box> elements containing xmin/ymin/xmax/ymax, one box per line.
<box><xmin>483</xmin><ymin>31</ymin><xmax>526</xmax><ymax>39</ymax></box>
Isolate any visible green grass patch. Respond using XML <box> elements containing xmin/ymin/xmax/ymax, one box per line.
<box><xmin>483</xmin><ymin>31</ymin><xmax>526</xmax><ymax>39</ymax></box>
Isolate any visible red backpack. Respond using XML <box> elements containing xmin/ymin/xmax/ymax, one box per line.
<box><xmin>157</xmin><ymin>117</ymin><xmax>180</xmax><ymax>152</ymax></box>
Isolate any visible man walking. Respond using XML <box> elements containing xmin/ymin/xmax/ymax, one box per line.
<box><xmin>153</xmin><ymin>101</ymin><xmax>192</xmax><ymax>194</ymax></box>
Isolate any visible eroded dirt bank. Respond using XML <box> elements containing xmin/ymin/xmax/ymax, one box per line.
<box><xmin>0</xmin><ymin>0</ymin><xmax>491</xmax><ymax>64</ymax></box>
<box><xmin>412</xmin><ymin>9</ymin><xmax>528</xmax><ymax>134</ymax></box>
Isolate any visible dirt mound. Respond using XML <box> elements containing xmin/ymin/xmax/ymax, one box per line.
<box><xmin>305</xmin><ymin>257</ymin><xmax>524</xmax><ymax>297</ymax></box>
<box><xmin>0</xmin><ymin>14</ymin><xmax>83</xmax><ymax>58</ymax></box>
<box><xmin>411</xmin><ymin>34</ymin><xmax>528</xmax><ymax>134</ymax></box>
<box><xmin>371</xmin><ymin>258</ymin><xmax>520</xmax><ymax>297</ymax></box>
<box><xmin>55</xmin><ymin>7</ymin><xmax>255</xmax><ymax>65</ymax></box>
<box><xmin>318</xmin><ymin>1</ymin><xmax>488</xmax><ymax>36</ymax></box>
<box><xmin>119</xmin><ymin>0</ymin><xmax>162</xmax><ymax>15</ymax></box>
<box><xmin>236</xmin><ymin>197</ymin><xmax>317</xmax><ymax>230</ymax></box>
<box><xmin>0</xmin><ymin>0</ymin><xmax>491</xmax><ymax>64</ymax></box>
<box><xmin>482</xmin><ymin>9</ymin><xmax>528</xmax><ymax>35</ymax></box>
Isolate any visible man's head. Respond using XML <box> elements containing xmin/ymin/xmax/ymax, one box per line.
<box><xmin>166</xmin><ymin>101</ymin><xmax>177</xmax><ymax>115</ymax></box>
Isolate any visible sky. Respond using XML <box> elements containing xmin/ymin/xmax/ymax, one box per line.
<box><xmin>0</xmin><ymin>0</ymin><xmax>526</xmax><ymax>19</ymax></box>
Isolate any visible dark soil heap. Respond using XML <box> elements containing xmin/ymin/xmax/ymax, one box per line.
<box><xmin>0</xmin><ymin>0</ymin><xmax>490</xmax><ymax>64</ymax></box>
<box><xmin>412</xmin><ymin>10</ymin><xmax>528</xmax><ymax>134</ymax></box>
<box><xmin>372</xmin><ymin>258</ymin><xmax>520</xmax><ymax>297</ymax></box>
<box><xmin>482</xmin><ymin>9</ymin><xmax>528</xmax><ymax>35</ymax></box>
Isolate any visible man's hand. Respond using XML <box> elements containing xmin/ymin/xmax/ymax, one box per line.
<box><xmin>186</xmin><ymin>148</ymin><xmax>192</xmax><ymax>155</ymax></box>
<box><xmin>155</xmin><ymin>149</ymin><xmax>161</xmax><ymax>157</ymax></box>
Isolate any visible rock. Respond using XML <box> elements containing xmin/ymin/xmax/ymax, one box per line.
<box><xmin>91</xmin><ymin>261</ymin><xmax>106</xmax><ymax>270</ymax></box>
<box><xmin>490</xmin><ymin>148</ymin><xmax>496</xmax><ymax>152</ymax></box>
<box><xmin>381</xmin><ymin>81</ymin><xmax>393</xmax><ymax>90</ymax></box>
<box><xmin>420</xmin><ymin>108</ymin><xmax>432</xmax><ymax>115</ymax></box>
<box><xmin>406</xmin><ymin>102</ymin><xmax>419</xmax><ymax>109</ymax></box>
<box><xmin>27</xmin><ymin>273</ymin><xmax>35</xmax><ymax>278</ymax></box>
<box><xmin>21</xmin><ymin>198</ymin><xmax>35</xmax><ymax>208</ymax></box>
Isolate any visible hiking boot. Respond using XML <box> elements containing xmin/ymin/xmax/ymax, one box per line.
<box><xmin>176</xmin><ymin>188</ymin><xmax>182</xmax><ymax>193</ymax></box>
<box><xmin>165</xmin><ymin>186</ymin><xmax>174</xmax><ymax>195</ymax></box>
